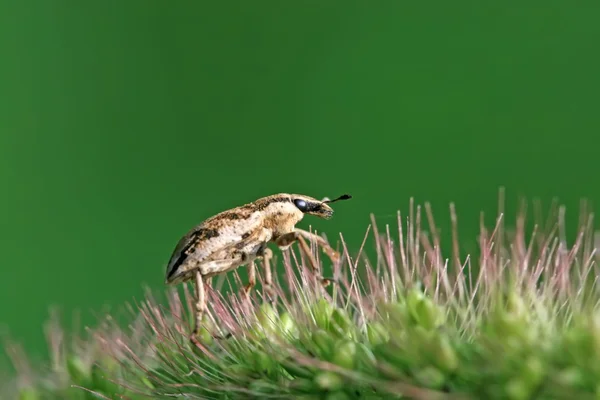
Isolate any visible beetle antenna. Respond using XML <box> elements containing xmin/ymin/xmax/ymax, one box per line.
<box><xmin>323</xmin><ymin>194</ymin><xmax>352</xmax><ymax>204</ymax></box>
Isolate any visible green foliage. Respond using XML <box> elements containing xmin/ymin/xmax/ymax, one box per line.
<box><xmin>4</xmin><ymin>199</ymin><xmax>600</xmax><ymax>399</ymax></box>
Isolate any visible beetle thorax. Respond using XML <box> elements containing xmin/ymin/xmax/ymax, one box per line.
<box><xmin>262</xmin><ymin>201</ymin><xmax>303</xmax><ymax>236</ymax></box>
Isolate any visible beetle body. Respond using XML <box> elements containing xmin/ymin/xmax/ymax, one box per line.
<box><xmin>165</xmin><ymin>193</ymin><xmax>346</xmax><ymax>285</ymax></box>
<box><xmin>164</xmin><ymin>192</ymin><xmax>351</xmax><ymax>344</ymax></box>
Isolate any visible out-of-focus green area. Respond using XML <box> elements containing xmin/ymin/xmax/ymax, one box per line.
<box><xmin>1</xmin><ymin>1</ymin><xmax>599</xmax><ymax>364</ymax></box>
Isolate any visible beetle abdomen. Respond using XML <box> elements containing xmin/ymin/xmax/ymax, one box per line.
<box><xmin>165</xmin><ymin>226</ymin><xmax>219</xmax><ymax>284</ymax></box>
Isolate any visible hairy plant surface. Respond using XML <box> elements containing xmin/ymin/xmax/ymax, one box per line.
<box><xmin>4</xmin><ymin>197</ymin><xmax>600</xmax><ymax>400</ymax></box>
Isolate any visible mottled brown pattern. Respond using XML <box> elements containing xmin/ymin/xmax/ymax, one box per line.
<box><xmin>220</xmin><ymin>212</ymin><xmax>241</xmax><ymax>220</ymax></box>
<box><xmin>252</xmin><ymin>194</ymin><xmax>291</xmax><ymax>211</ymax></box>
<box><xmin>195</xmin><ymin>195</ymin><xmax>293</xmax><ymax>226</ymax></box>
<box><xmin>199</xmin><ymin>228</ymin><xmax>219</xmax><ymax>240</ymax></box>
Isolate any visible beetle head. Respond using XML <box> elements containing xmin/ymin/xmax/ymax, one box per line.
<box><xmin>291</xmin><ymin>193</ymin><xmax>352</xmax><ymax>220</ymax></box>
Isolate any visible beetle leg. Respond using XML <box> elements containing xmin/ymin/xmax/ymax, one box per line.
<box><xmin>242</xmin><ymin>244</ymin><xmax>267</xmax><ymax>299</ymax></box>
<box><xmin>192</xmin><ymin>257</ymin><xmax>247</xmax><ymax>341</ymax></box>
<box><xmin>276</xmin><ymin>232</ymin><xmax>332</xmax><ymax>287</ymax></box>
<box><xmin>190</xmin><ymin>270</ymin><xmax>206</xmax><ymax>347</ymax></box>
<box><xmin>276</xmin><ymin>232</ymin><xmax>317</xmax><ymax>270</ymax></box>
<box><xmin>260</xmin><ymin>248</ymin><xmax>275</xmax><ymax>300</ymax></box>
<box><xmin>243</xmin><ymin>261</ymin><xmax>256</xmax><ymax>299</ymax></box>
<box><xmin>294</xmin><ymin>228</ymin><xmax>340</xmax><ymax>265</ymax></box>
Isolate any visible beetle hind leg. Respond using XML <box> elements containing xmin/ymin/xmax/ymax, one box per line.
<box><xmin>190</xmin><ymin>270</ymin><xmax>206</xmax><ymax>347</ymax></box>
<box><xmin>190</xmin><ymin>260</ymin><xmax>242</xmax><ymax>344</ymax></box>
<box><xmin>260</xmin><ymin>248</ymin><xmax>275</xmax><ymax>301</ymax></box>
<box><xmin>243</xmin><ymin>261</ymin><xmax>256</xmax><ymax>299</ymax></box>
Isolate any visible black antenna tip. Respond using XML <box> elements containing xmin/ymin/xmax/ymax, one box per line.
<box><xmin>324</xmin><ymin>194</ymin><xmax>352</xmax><ymax>204</ymax></box>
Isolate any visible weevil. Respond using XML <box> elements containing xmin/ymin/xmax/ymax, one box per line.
<box><xmin>164</xmin><ymin>193</ymin><xmax>352</xmax><ymax>345</ymax></box>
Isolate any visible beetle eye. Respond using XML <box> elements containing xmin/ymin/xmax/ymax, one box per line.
<box><xmin>293</xmin><ymin>199</ymin><xmax>308</xmax><ymax>212</ymax></box>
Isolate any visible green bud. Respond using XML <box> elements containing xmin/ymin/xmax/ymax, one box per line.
<box><xmin>66</xmin><ymin>355</ymin><xmax>89</xmax><ymax>385</ymax></box>
<box><xmin>329</xmin><ymin>308</ymin><xmax>354</xmax><ymax>339</ymax></box>
<box><xmin>198</xmin><ymin>325</ymin><xmax>214</xmax><ymax>345</ymax></box>
<box><xmin>381</xmin><ymin>302</ymin><xmax>410</xmax><ymax>329</ymax></box>
<box><xmin>295</xmin><ymin>394</ymin><xmax>321</xmax><ymax>400</ymax></box>
<box><xmin>407</xmin><ymin>289</ymin><xmax>444</xmax><ymax>330</ymax></box>
<box><xmin>313</xmin><ymin>298</ymin><xmax>334</xmax><ymax>330</ymax></box>
<box><xmin>505</xmin><ymin>378</ymin><xmax>531</xmax><ymax>400</ymax></box>
<box><xmin>373</xmin><ymin>341</ymin><xmax>411</xmax><ymax>375</ymax></box>
<box><xmin>326</xmin><ymin>391</ymin><xmax>352</xmax><ymax>400</ymax></box>
<box><xmin>312</xmin><ymin>329</ymin><xmax>335</xmax><ymax>359</ymax></box>
<box><xmin>91</xmin><ymin>362</ymin><xmax>120</xmax><ymax>395</ymax></box>
<box><xmin>249</xmin><ymin>379</ymin><xmax>275</xmax><ymax>395</ymax></box>
<box><xmin>257</xmin><ymin>303</ymin><xmax>278</xmax><ymax>332</ymax></box>
<box><xmin>521</xmin><ymin>357</ymin><xmax>544</xmax><ymax>386</ymax></box>
<box><xmin>367</xmin><ymin>322</ymin><xmax>389</xmax><ymax>346</ymax></box>
<box><xmin>555</xmin><ymin>367</ymin><xmax>584</xmax><ymax>387</ymax></box>
<box><xmin>487</xmin><ymin>292</ymin><xmax>532</xmax><ymax>347</ymax></box>
<box><xmin>315</xmin><ymin>371</ymin><xmax>343</xmax><ymax>391</ymax></box>
<box><xmin>421</xmin><ymin>299</ymin><xmax>445</xmax><ymax>330</ymax></box>
<box><xmin>496</xmin><ymin>313</ymin><xmax>530</xmax><ymax>345</ymax></box>
<box><xmin>228</xmin><ymin>364</ymin><xmax>256</xmax><ymax>377</ymax></box>
<box><xmin>562</xmin><ymin>327</ymin><xmax>589</xmax><ymax>364</ymax></box>
<box><xmin>279</xmin><ymin>311</ymin><xmax>299</xmax><ymax>339</ymax></box>
<box><xmin>282</xmin><ymin>361</ymin><xmax>315</xmax><ymax>379</ymax></box>
<box><xmin>331</xmin><ymin>340</ymin><xmax>356</xmax><ymax>369</ymax></box>
<box><xmin>187</xmin><ymin>314</ymin><xmax>216</xmax><ymax>344</ymax></box>
<box><xmin>414</xmin><ymin>366</ymin><xmax>445</xmax><ymax>389</ymax></box>
<box><xmin>506</xmin><ymin>291</ymin><xmax>527</xmax><ymax>320</ymax></box>
<box><xmin>253</xmin><ymin>350</ymin><xmax>275</xmax><ymax>375</ymax></box>
<box><xmin>412</xmin><ymin>325</ymin><xmax>434</xmax><ymax>348</ymax></box>
<box><xmin>407</xmin><ymin>288</ymin><xmax>426</xmax><ymax>318</ymax></box>
<box><xmin>432</xmin><ymin>335</ymin><xmax>458</xmax><ymax>372</ymax></box>
<box><xmin>18</xmin><ymin>388</ymin><xmax>39</xmax><ymax>400</ymax></box>
<box><xmin>293</xmin><ymin>378</ymin><xmax>318</xmax><ymax>392</ymax></box>
<box><xmin>355</xmin><ymin>342</ymin><xmax>377</xmax><ymax>371</ymax></box>
<box><xmin>141</xmin><ymin>376</ymin><xmax>155</xmax><ymax>389</ymax></box>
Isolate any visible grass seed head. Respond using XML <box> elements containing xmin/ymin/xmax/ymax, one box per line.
<box><xmin>3</xmin><ymin>195</ymin><xmax>600</xmax><ymax>400</ymax></box>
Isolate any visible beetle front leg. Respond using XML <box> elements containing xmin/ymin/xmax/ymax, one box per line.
<box><xmin>294</xmin><ymin>228</ymin><xmax>340</xmax><ymax>265</ymax></box>
<box><xmin>275</xmin><ymin>231</ymin><xmax>333</xmax><ymax>287</ymax></box>
<box><xmin>276</xmin><ymin>232</ymin><xmax>318</xmax><ymax>271</ymax></box>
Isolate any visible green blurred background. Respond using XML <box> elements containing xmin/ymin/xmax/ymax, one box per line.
<box><xmin>1</xmin><ymin>1</ymin><xmax>599</xmax><ymax>366</ymax></box>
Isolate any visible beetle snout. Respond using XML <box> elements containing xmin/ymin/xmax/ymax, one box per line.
<box><xmin>320</xmin><ymin>203</ymin><xmax>334</xmax><ymax>219</ymax></box>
